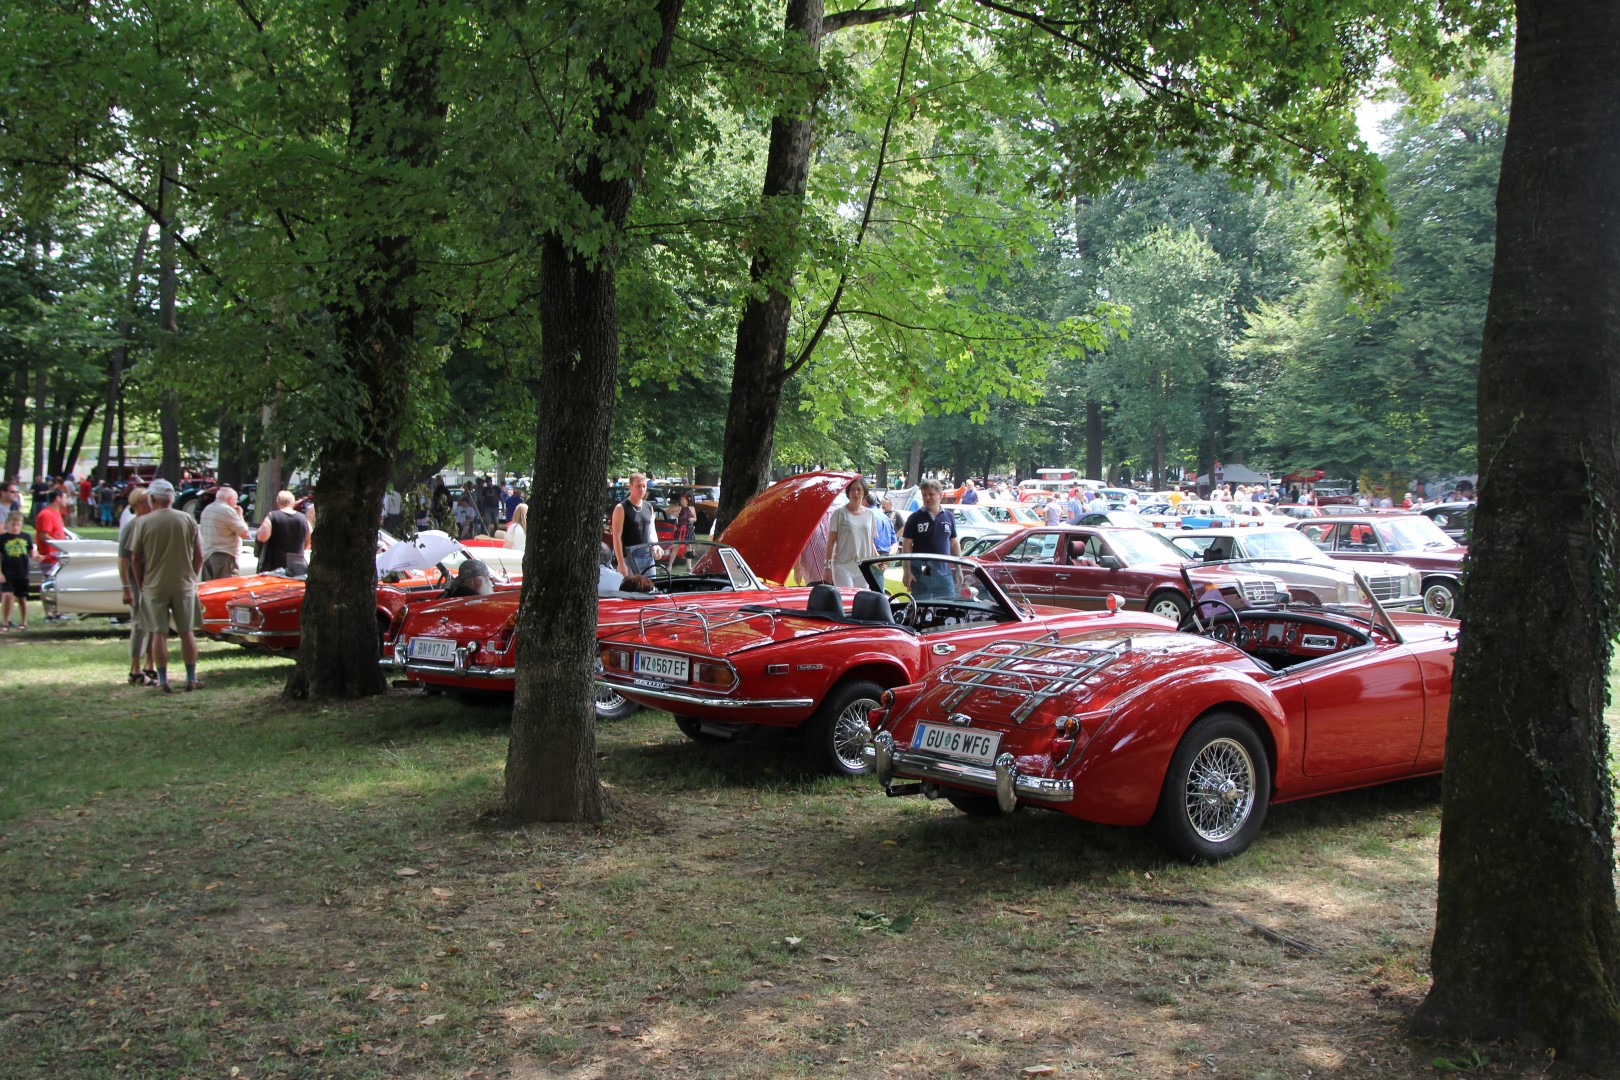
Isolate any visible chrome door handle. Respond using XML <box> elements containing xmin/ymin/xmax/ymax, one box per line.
<box><xmin>932</xmin><ymin>643</ymin><xmax>957</xmax><ymax>655</ymax></box>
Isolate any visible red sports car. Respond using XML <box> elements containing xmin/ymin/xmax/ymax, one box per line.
<box><xmin>385</xmin><ymin>470</ymin><xmax>863</xmax><ymax>715</ymax></box>
<box><xmin>597</xmin><ymin>555</ymin><xmax>1174</xmax><ymax>776</ymax></box>
<box><xmin>972</xmin><ymin>525</ymin><xmax>1286</xmax><ymax>622</ymax></box>
<box><xmin>868</xmin><ymin>561</ymin><xmax>1457</xmax><ymax>860</ymax></box>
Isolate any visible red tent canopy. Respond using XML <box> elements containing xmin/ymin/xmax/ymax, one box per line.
<box><xmin>1281</xmin><ymin>469</ymin><xmax>1326</xmax><ymax>483</ymax></box>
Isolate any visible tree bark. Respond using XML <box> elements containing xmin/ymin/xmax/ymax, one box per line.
<box><xmin>63</xmin><ymin>401</ymin><xmax>97</xmax><ymax>479</ymax></box>
<box><xmin>32</xmin><ymin>365</ymin><xmax>46</xmax><ymax>481</ymax></box>
<box><xmin>284</xmin><ymin>0</ymin><xmax>446</xmax><ymax>701</ymax></box>
<box><xmin>504</xmin><ymin>0</ymin><xmax>684</xmax><ymax>826</ymax></box>
<box><xmin>1086</xmin><ymin>398</ymin><xmax>1102</xmax><ymax>480</ymax></box>
<box><xmin>157</xmin><ymin>160</ymin><xmax>182</xmax><ymax>483</ymax></box>
<box><xmin>98</xmin><ymin>224</ymin><xmax>151</xmax><ymax>482</ymax></box>
<box><xmin>1414</xmin><ymin>2</ymin><xmax>1620</xmax><ymax>1070</ymax></box>
<box><xmin>4</xmin><ymin>366</ymin><xmax>22</xmax><ymax>481</ymax></box>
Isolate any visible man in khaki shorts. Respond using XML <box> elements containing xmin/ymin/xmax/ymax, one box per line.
<box><xmin>130</xmin><ymin>479</ymin><xmax>205</xmax><ymax>692</ymax></box>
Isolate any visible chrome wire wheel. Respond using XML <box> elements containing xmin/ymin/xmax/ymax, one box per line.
<box><xmin>832</xmin><ymin>696</ymin><xmax>877</xmax><ymax>773</ymax></box>
<box><xmin>1182</xmin><ymin>736</ymin><xmax>1257</xmax><ymax>842</ymax></box>
<box><xmin>593</xmin><ymin>660</ymin><xmax>639</xmax><ymax>721</ymax></box>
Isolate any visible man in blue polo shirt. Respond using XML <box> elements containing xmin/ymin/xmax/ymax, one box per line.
<box><xmin>901</xmin><ymin>479</ymin><xmax>961</xmax><ymax>599</ymax></box>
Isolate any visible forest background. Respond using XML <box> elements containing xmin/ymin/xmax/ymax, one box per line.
<box><xmin>0</xmin><ymin>23</ymin><xmax>1505</xmax><ymax>498</ymax></box>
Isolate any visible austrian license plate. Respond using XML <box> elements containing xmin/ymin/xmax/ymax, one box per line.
<box><xmin>409</xmin><ymin>637</ymin><xmax>457</xmax><ymax>662</ymax></box>
<box><xmin>911</xmin><ymin>722</ymin><xmax>1002</xmax><ymax>764</ymax></box>
<box><xmin>634</xmin><ymin>651</ymin><xmax>689</xmax><ymax>682</ymax></box>
<box><xmin>230</xmin><ymin>608</ymin><xmax>252</xmax><ymax>626</ymax></box>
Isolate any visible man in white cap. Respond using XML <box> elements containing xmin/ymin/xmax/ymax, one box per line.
<box><xmin>130</xmin><ymin>479</ymin><xmax>205</xmax><ymax>691</ymax></box>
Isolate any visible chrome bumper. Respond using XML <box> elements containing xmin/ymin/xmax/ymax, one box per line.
<box><xmin>40</xmin><ymin>577</ymin><xmax>59</xmax><ymax>617</ymax></box>
<box><xmin>223</xmin><ymin>628</ymin><xmax>299</xmax><ymax>641</ymax></box>
<box><xmin>596</xmin><ymin>678</ymin><xmax>814</xmax><ymax>711</ymax></box>
<box><xmin>381</xmin><ymin>652</ymin><xmax>515</xmax><ymax>680</ymax></box>
<box><xmin>871</xmin><ymin>731</ymin><xmax>1074</xmax><ymax>808</ymax></box>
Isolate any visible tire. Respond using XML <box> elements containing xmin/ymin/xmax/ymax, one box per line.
<box><xmin>594</xmin><ymin>658</ymin><xmax>641</xmax><ymax>722</ymax></box>
<box><xmin>1422</xmin><ymin>578</ymin><xmax>1461</xmax><ymax>619</ymax></box>
<box><xmin>804</xmin><ymin>678</ymin><xmax>883</xmax><ymax>776</ymax></box>
<box><xmin>673</xmin><ymin>715</ymin><xmax>730</xmax><ymax>743</ymax></box>
<box><xmin>946</xmin><ymin>792</ymin><xmax>1009</xmax><ymax>818</ymax></box>
<box><xmin>1147</xmin><ymin>590</ymin><xmax>1190</xmax><ymax>622</ymax></box>
<box><xmin>1155</xmin><ymin>711</ymin><xmax>1271</xmax><ymax>862</ymax></box>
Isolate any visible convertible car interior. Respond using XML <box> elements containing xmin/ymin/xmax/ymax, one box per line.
<box><xmin>740</xmin><ymin>584</ymin><xmax>1014</xmax><ymax>633</ymax></box>
<box><xmin>1194</xmin><ymin>610</ymin><xmax>1371</xmax><ymax>671</ymax></box>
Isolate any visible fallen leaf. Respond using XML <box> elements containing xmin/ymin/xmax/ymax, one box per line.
<box><xmin>783</xmin><ymin>937</ymin><xmax>803</xmax><ymax>948</ymax></box>
<box><xmin>418</xmin><ymin>1013</ymin><xmax>447</xmax><ymax>1027</ymax></box>
<box><xmin>395</xmin><ymin>868</ymin><xmax>419</xmax><ymax>877</ymax></box>
<box><xmin>1022</xmin><ymin>1066</ymin><xmax>1058</xmax><ymax>1076</ymax></box>
<box><xmin>431</xmin><ymin>887</ymin><xmax>454</xmax><ymax>898</ymax></box>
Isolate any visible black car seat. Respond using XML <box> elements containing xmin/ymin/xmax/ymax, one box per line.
<box><xmin>850</xmin><ymin>589</ymin><xmax>894</xmax><ymax>624</ymax></box>
<box><xmin>807</xmin><ymin>583</ymin><xmax>844</xmax><ymax>618</ymax></box>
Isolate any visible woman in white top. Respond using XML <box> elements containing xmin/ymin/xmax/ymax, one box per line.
<box><xmin>824</xmin><ymin>477</ymin><xmax>878</xmax><ymax>588</ymax></box>
<box><xmin>503</xmin><ymin>503</ymin><xmax>528</xmax><ymax>549</ymax></box>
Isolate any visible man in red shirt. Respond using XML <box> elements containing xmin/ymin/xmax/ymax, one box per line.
<box><xmin>34</xmin><ymin>488</ymin><xmax>68</xmax><ymax>569</ymax></box>
<box><xmin>78</xmin><ymin>475</ymin><xmax>93</xmax><ymax>525</ymax></box>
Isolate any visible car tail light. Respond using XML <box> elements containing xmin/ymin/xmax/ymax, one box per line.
<box><xmin>691</xmin><ymin>662</ymin><xmax>737</xmax><ymax>692</ymax></box>
<box><xmin>491</xmin><ymin>611</ymin><xmax>519</xmax><ymax>655</ymax></box>
<box><xmin>601</xmin><ymin>648</ymin><xmax>632</xmax><ymax>673</ymax></box>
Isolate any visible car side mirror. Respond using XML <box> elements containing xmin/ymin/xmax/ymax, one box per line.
<box><xmin>1098</xmin><ymin>555</ymin><xmax>1121</xmax><ymax>570</ymax></box>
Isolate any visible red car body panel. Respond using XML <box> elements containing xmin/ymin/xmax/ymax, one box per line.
<box><xmin>869</xmin><ymin>591</ymin><xmax>1457</xmax><ymax>854</ymax></box>
<box><xmin>209</xmin><ymin>569</ymin><xmax>444</xmax><ymax>651</ymax></box>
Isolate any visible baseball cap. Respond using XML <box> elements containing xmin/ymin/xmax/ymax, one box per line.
<box><xmin>147</xmin><ymin>479</ymin><xmax>176</xmax><ymax>499</ymax></box>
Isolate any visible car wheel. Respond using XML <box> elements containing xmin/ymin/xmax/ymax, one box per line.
<box><xmin>594</xmin><ymin>659</ymin><xmax>641</xmax><ymax>722</ymax></box>
<box><xmin>1423</xmin><ymin>578</ymin><xmax>1461</xmax><ymax>619</ymax></box>
<box><xmin>673</xmin><ymin>715</ymin><xmax>730</xmax><ymax>743</ymax></box>
<box><xmin>805</xmin><ymin>678</ymin><xmax>882</xmax><ymax>776</ymax></box>
<box><xmin>945</xmin><ymin>792</ymin><xmax>1010</xmax><ymax>818</ymax></box>
<box><xmin>1155</xmin><ymin>711</ymin><xmax>1271</xmax><ymax>862</ymax></box>
<box><xmin>1147</xmin><ymin>590</ymin><xmax>1190</xmax><ymax>622</ymax></box>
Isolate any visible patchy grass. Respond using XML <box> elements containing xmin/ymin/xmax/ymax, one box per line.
<box><xmin>0</xmin><ymin>624</ymin><xmax>1601</xmax><ymax>1078</ymax></box>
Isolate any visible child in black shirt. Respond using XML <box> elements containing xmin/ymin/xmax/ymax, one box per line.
<box><xmin>1</xmin><ymin>509</ymin><xmax>33</xmax><ymax>630</ymax></box>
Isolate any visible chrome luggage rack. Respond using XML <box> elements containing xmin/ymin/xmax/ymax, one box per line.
<box><xmin>636</xmin><ymin>604</ymin><xmax>777</xmax><ymax>646</ymax></box>
<box><xmin>938</xmin><ymin>639</ymin><xmax>1128</xmax><ymax>724</ymax></box>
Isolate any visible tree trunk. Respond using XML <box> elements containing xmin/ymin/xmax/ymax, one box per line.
<box><xmin>98</xmin><ymin>224</ymin><xmax>151</xmax><ymax>483</ymax></box>
<box><xmin>1086</xmin><ymin>398</ymin><xmax>1102</xmax><ymax>480</ymax></box>
<box><xmin>284</xmin><ymin>0</ymin><xmax>447</xmax><ymax>701</ymax></box>
<box><xmin>908</xmin><ymin>437</ymin><xmax>922</xmax><ymax>487</ymax></box>
<box><xmin>504</xmin><ymin>0</ymin><xmax>684</xmax><ymax>826</ymax></box>
<box><xmin>1414</xmin><ymin>1</ymin><xmax>1620</xmax><ymax>1070</ymax></box>
<box><xmin>116</xmin><ymin>395</ymin><xmax>126</xmax><ymax>478</ymax></box>
<box><xmin>32</xmin><ymin>365</ymin><xmax>46</xmax><ymax>481</ymax></box>
<box><xmin>157</xmin><ymin>160</ymin><xmax>182</xmax><ymax>482</ymax></box>
<box><xmin>63</xmin><ymin>401</ymin><xmax>97</xmax><ymax>479</ymax></box>
<box><xmin>217</xmin><ymin>412</ymin><xmax>249</xmax><ymax>488</ymax></box>
<box><xmin>4</xmin><ymin>365</ymin><xmax>23</xmax><ymax>481</ymax></box>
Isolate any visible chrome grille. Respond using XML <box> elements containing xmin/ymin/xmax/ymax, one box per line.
<box><xmin>1364</xmin><ymin>576</ymin><xmax>1404</xmax><ymax>602</ymax></box>
<box><xmin>1240</xmin><ymin>580</ymin><xmax>1278</xmax><ymax>604</ymax></box>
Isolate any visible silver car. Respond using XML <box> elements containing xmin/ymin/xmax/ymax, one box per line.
<box><xmin>1171</xmin><ymin>527</ymin><xmax>1423</xmax><ymax>609</ymax></box>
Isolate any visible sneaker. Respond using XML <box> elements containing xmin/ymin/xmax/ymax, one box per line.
<box><xmin>183</xmin><ymin>680</ymin><xmax>203</xmax><ymax>692</ymax></box>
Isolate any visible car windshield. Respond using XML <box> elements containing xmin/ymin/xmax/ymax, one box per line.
<box><xmin>861</xmin><ymin>556</ymin><xmax>1010</xmax><ymax>613</ymax></box>
<box><xmin>625</xmin><ymin>540</ymin><xmax>761</xmax><ymax>590</ymax></box>
<box><xmin>1107</xmin><ymin>528</ymin><xmax>1194</xmax><ymax>566</ymax></box>
<box><xmin>1233</xmin><ymin>530</ymin><xmax>1332</xmax><ymax>562</ymax></box>
<box><xmin>1376</xmin><ymin>516</ymin><xmax>1456</xmax><ymax>551</ymax></box>
<box><xmin>1212</xmin><ymin>558</ymin><xmax>1396</xmax><ymax>639</ymax></box>
<box><xmin>946</xmin><ymin>505</ymin><xmax>994</xmax><ymax>527</ymax></box>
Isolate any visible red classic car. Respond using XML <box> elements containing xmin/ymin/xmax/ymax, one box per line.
<box><xmin>972</xmin><ymin>525</ymin><xmax>1286</xmax><ymax>622</ymax></box>
<box><xmin>596</xmin><ymin>555</ymin><xmax>1174</xmax><ymax>776</ymax></box>
<box><xmin>868</xmin><ymin>560</ymin><xmax>1458</xmax><ymax>860</ymax></box>
<box><xmin>212</xmin><ymin>569</ymin><xmax>446</xmax><ymax>652</ymax></box>
<box><xmin>1289</xmin><ymin>514</ymin><xmax>1467</xmax><ymax>617</ymax></box>
<box><xmin>386</xmin><ymin>471</ymin><xmax>863</xmax><ymax>715</ymax></box>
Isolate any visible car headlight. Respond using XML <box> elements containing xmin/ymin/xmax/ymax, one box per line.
<box><xmin>1334</xmin><ymin>580</ymin><xmax>1355</xmax><ymax>604</ymax></box>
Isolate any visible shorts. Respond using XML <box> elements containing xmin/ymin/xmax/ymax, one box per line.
<box><xmin>140</xmin><ymin>590</ymin><xmax>201</xmax><ymax>634</ymax></box>
<box><xmin>2</xmin><ymin>573</ymin><xmax>28</xmax><ymax>600</ymax></box>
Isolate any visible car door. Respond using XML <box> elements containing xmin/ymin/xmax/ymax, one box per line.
<box><xmin>1049</xmin><ymin>532</ymin><xmax>1111</xmax><ymax>609</ymax></box>
<box><xmin>982</xmin><ymin>531</ymin><xmax>1061</xmax><ymax>602</ymax></box>
<box><xmin>1283</xmin><ymin>641</ymin><xmax>1425</xmax><ymax>776</ymax></box>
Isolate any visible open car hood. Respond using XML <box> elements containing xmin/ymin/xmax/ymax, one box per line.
<box><xmin>716</xmin><ymin>470</ymin><xmax>859</xmax><ymax>585</ymax></box>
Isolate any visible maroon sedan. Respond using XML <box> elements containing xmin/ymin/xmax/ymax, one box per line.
<box><xmin>972</xmin><ymin>526</ymin><xmax>1285</xmax><ymax>622</ymax></box>
<box><xmin>1290</xmin><ymin>514</ymin><xmax>1466</xmax><ymax>618</ymax></box>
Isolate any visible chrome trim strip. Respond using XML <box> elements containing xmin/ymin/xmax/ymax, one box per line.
<box><xmin>885</xmin><ymin>744</ymin><xmax>1075</xmax><ymax>803</ymax></box>
<box><xmin>223</xmin><ymin>629</ymin><xmax>300</xmax><ymax>640</ymax></box>
<box><xmin>378</xmin><ymin>658</ymin><xmax>516</xmax><ymax>680</ymax></box>
<box><xmin>596</xmin><ymin>679</ymin><xmax>813</xmax><ymax>710</ymax></box>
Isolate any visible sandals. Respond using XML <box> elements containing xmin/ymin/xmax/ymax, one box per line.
<box><xmin>184</xmin><ymin>680</ymin><xmax>203</xmax><ymax>692</ymax></box>
<box><xmin>127</xmin><ymin>671</ymin><xmax>150</xmax><ymax>686</ymax></box>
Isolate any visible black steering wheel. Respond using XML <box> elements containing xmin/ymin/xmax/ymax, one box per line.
<box><xmin>1180</xmin><ymin>594</ymin><xmax>1243</xmax><ymax>635</ymax></box>
<box><xmin>889</xmin><ymin>591</ymin><xmax>917</xmax><ymax>627</ymax></box>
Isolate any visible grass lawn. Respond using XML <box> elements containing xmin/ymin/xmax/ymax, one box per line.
<box><xmin>0</xmin><ymin>623</ymin><xmax>1604</xmax><ymax>1078</ymax></box>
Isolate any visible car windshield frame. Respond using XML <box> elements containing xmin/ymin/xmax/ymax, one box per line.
<box><xmin>620</xmin><ymin>539</ymin><xmax>764</xmax><ymax>591</ymax></box>
<box><xmin>1104</xmin><ymin>527</ymin><xmax>1196</xmax><ymax>566</ymax></box>
<box><xmin>859</xmin><ymin>554</ymin><xmax>1021</xmax><ymax>618</ymax></box>
<box><xmin>1180</xmin><ymin>556</ymin><xmax>1401</xmax><ymax>641</ymax></box>
<box><xmin>1375</xmin><ymin>515</ymin><xmax>1457</xmax><ymax>551</ymax></box>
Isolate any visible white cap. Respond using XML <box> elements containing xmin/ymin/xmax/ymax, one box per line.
<box><xmin>147</xmin><ymin>479</ymin><xmax>176</xmax><ymax>499</ymax></box>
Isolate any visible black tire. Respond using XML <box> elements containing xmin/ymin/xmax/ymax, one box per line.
<box><xmin>945</xmin><ymin>793</ymin><xmax>1009</xmax><ymax>818</ymax></box>
<box><xmin>804</xmin><ymin>678</ymin><xmax>882</xmax><ymax>776</ymax></box>
<box><xmin>1422</xmin><ymin>578</ymin><xmax>1461</xmax><ymax>619</ymax></box>
<box><xmin>1155</xmin><ymin>711</ymin><xmax>1271</xmax><ymax>862</ymax></box>
<box><xmin>1148</xmin><ymin>590</ymin><xmax>1191</xmax><ymax>622</ymax></box>
<box><xmin>673</xmin><ymin>715</ymin><xmax>729</xmax><ymax>743</ymax></box>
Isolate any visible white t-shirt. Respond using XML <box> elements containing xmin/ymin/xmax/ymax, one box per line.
<box><xmin>503</xmin><ymin>522</ymin><xmax>525</xmax><ymax>549</ymax></box>
<box><xmin>828</xmin><ymin>505</ymin><xmax>879</xmax><ymax>568</ymax></box>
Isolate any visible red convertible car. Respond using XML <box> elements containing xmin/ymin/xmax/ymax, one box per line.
<box><xmin>596</xmin><ymin>555</ymin><xmax>1173</xmax><ymax>776</ymax></box>
<box><xmin>867</xmin><ymin>561</ymin><xmax>1457</xmax><ymax>860</ymax></box>
<box><xmin>386</xmin><ymin>470</ymin><xmax>864</xmax><ymax>715</ymax></box>
<box><xmin>972</xmin><ymin>525</ymin><xmax>1286</xmax><ymax>622</ymax></box>
<box><xmin>1290</xmin><ymin>514</ymin><xmax>1467</xmax><ymax>618</ymax></box>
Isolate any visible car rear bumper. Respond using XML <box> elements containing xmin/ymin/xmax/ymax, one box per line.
<box><xmin>382</xmin><ymin>653</ymin><xmax>515</xmax><ymax>681</ymax></box>
<box><xmin>598</xmin><ymin>678</ymin><xmax>814</xmax><ymax>713</ymax></box>
<box><xmin>871</xmin><ymin>731</ymin><xmax>1074</xmax><ymax>807</ymax></box>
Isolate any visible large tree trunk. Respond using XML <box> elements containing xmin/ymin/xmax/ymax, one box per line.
<box><xmin>157</xmin><ymin>160</ymin><xmax>182</xmax><ymax>482</ymax></box>
<box><xmin>5</xmin><ymin>366</ymin><xmax>25</xmax><ymax>481</ymax></box>
<box><xmin>504</xmin><ymin>0</ymin><xmax>684</xmax><ymax>826</ymax></box>
<box><xmin>99</xmin><ymin>225</ymin><xmax>151</xmax><ymax>482</ymax></box>
<box><xmin>1414</xmin><ymin>1</ymin><xmax>1620</xmax><ymax>1070</ymax></box>
<box><xmin>1086</xmin><ymin>398</ymin><xmax>1102</xmax><ymax>480</ymax></box>
<box><xmin>284</xmin><ymin>0</ymin><xmax>445</xmax><ymax>701</ymax></box>
<box><xmin>32</xmin><ymin>365</ymin><xmax>46</xmax><ymax>481</ymax></box>
<box><xmin>63</xmin><ymin>401</ymin><xmax>96</xmax><ymax>479</ymax></box>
